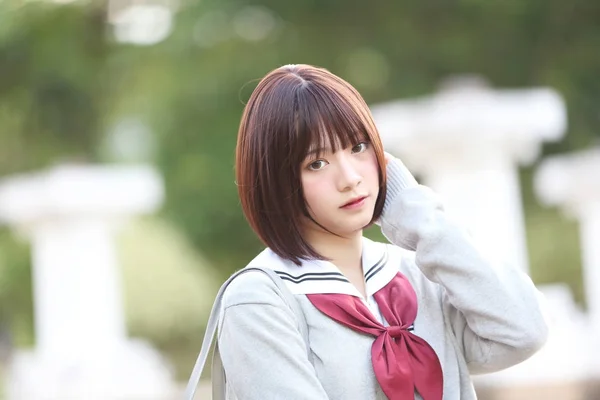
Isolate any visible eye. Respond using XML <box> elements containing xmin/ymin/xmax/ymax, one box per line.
<box><xmin>308</xmin><ymin>160</ymin><xmax>328</xmax><ymax>171</ymax></box>
<box><xmin>351</xmin><ymin>142</ymin><xmax>368</xmax><ymax>154</ymax></box>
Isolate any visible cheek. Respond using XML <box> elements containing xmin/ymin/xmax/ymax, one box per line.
<box><xmin>301</xmin><ymin>174</ymin><xmax>332</xmax><ymax>213</ymax></box>
<box><xmin>363</xmin><ymin>152</ymin><xmax>380</xmax><ymax>182</ymax></box>
<box><xmin>301</xmin><ymin>176</ymin><xmax>322</xmax><ymax>206</ymax></box>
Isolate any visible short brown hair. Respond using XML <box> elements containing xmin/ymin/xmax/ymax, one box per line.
<box><xmin>235</xmin><ymin>64</ymin><xmax>387</xmax><ymax>265</ymax></box>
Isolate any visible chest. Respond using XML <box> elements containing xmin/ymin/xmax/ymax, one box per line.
<box><xmin>298</xmin><ymin>295</ymin><xmax>446</xmax><ymax>400</ymax></box>
<box><xmin>302</xmin><ymin>298</ymin><xmax>388</xmax><ymax>399</ymax></box>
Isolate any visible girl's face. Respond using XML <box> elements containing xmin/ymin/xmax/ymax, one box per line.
<box><xmin>300</xmin><ymin>138</ymin><xmax>380</xmax><ymax>237</ymax></box>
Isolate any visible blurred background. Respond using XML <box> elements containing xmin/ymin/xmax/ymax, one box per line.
<box><xmin>0</xmin><ymin>0</ymin><xmax>598</xmax><ymax>399</ymax></box>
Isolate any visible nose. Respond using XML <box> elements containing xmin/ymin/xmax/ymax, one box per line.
<box><xmin>336</xmin><ymin>155</ymin><xmax>362</xmax><ymax>191</ymax></box>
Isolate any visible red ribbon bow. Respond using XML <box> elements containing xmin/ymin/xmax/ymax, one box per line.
<box><xmin>307</xmin><ymin>272</ymin><xmax>443</xmax><ymax>400</ymax></box>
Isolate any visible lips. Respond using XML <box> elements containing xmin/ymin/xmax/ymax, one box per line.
<box><xmin>341</xmin><ymin>195</ymin><xmax>367</xmax><ymax>208</ymax></box>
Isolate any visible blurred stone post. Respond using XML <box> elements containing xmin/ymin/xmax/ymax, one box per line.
<box><xmin>0</xmin><ymin>164</ymin><xmax>174</xmax><ymax>400</ymax></box>
<box><xmin>371</xmin><ymin>77</ymin><xmax>566</xmax><ymax>273</ymax></box>
<box><xmin>535</xmin><ymin>148</ymin><xmax>600</xmax><ymax>350</ymax></box>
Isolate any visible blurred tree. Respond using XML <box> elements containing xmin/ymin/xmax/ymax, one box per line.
<box><xmin>0</xmin><ymin>1</ymin><xmax>113</xmax><ymax>173</ymax></box>
<box><xmin>0</xmin><ymin>230</ymin><xmax>32</xmax><ymax>351</ymax></box>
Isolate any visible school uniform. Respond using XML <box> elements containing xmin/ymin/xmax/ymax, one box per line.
<box><xmin>218</xmin><ymin>158</ymin><xmax>548</xmax><ymax>400</ymax></box>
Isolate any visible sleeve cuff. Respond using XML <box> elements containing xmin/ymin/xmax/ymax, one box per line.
<box><xmin>384</xmin><ymin>157</ymin><xmax>418</xmax><ymax>212</ymax></box>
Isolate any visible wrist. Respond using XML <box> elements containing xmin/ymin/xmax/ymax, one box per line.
<box><xmin>383</xmin><ymin>157</ymin><xmax>418</xmax><ymax>215</ymax></box>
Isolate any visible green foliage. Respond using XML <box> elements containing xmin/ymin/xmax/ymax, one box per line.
<box><xmin>521</xmin><ymin>167</ymin><xmax>585</xmax><ymax>305</ymax></box>
<box><xmin>0</xmin><ymin>1</ymin><xmax>111</xmax><ymax>173</ymax></box>
<box><xmin>117</xmin><ymin>217</ymin><xmax>220</xmax><ymax>378</ymax></box>
<box><xmin>0</xmin><ymin>229</ymin><xmax>33</xmax><ymax>348</ymax></box>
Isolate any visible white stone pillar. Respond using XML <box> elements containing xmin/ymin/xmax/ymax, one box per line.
<box><xmin>108</xmin><ymin>0</ymin><xmax>174</xmax><ymax>46</ymax></box>
<box><xmin>371</xmin><ymin>77</ymin><xmax>566</xmax><ymax>272</ymax></box>
<box><xmin>0</xmin><ymin>164</ymin><xmax>175</xmax><ymax>400</ymax></box>
<box><xmin>535</xmin><ymin>148</ymin><xmax>600</xmax><ymax>338</ymax></box>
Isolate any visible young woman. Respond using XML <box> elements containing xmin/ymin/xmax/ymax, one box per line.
<box><xmin>219</xmin><ymin>64</ymin><xmax>548</xmax><ymax>400</ymax></box>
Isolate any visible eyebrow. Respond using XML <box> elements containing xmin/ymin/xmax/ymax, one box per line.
<box><xmin>304</xmin><ymin>136</ymin><xmax>369</xmax><ymax>158</ymax></box>
<box><xmin>305</xmin><ymin>147</ymin><xmax>330</xmax><ymax>157</ymax></box>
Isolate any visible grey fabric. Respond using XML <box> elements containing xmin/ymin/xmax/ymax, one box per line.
<box><xmin>183</xmin><ymin>267</ymin><xmax>309</xmax><ymax>400</ymax></box>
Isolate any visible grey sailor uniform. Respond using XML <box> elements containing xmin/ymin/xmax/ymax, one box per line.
<box><xmin>217</xmin><ymin>158</ymin><xmax>549</xmax><ymax>400</ymax></box>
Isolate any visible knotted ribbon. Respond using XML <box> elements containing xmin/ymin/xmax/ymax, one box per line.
<box><xmin>307</xmin><ymin>272</ymin><xmax>443</xmax><ymax>400</ymax></box>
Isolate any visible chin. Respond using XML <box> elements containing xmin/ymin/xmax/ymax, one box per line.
<box><xmin>341</xmin><ymin>217</ymin><xmax>374</xmax><ymax>235</ymax></box>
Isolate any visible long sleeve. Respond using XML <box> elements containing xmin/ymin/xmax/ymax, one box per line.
<box><xmin>379</xmin><ymin>157</ymin><xmax>549</xmax><ymax>374</ymax></box>
<box><xmin>218</xmin><ymin>271</ymin><xmax>329</xmax><ymax>399</ymax></box>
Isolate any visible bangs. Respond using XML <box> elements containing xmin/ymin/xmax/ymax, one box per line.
<box><xmin>293</xmin><ymin>81</ymin><xmax>371</xmax><ymax>162</ymax></box>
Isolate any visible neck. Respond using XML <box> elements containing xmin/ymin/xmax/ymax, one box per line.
<box><xmin>303</xmin><ymin>228</ymin><xmax>363</xmax><ymax>272</ymax></box>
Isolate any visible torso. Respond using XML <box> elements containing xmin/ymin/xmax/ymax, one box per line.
<box><xmin>228</xmin><ymin>238</ymin><xmax>478</xmax><ymax>400</ymax></box>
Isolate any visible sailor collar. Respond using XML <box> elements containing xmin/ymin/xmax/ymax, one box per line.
<box><xmin>247</xmin><ymin>237</ymin><xmax>399</xmax><ymax>298</ymax></box>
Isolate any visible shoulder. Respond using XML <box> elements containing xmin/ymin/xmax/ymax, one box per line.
<box><xmin>222</xmin><ymin>269</ymin><xmax>289</xmax><ymax>309</ymax></box>
<box><xmin>388</xmin><ymin>244</ymin><xmax>443</xmax><ymax>298</ymax></box>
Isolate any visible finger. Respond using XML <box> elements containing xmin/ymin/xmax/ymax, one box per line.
<box><xmin>383</xmin><ymin>151</ymin><xmax>393</xmax><ymax>165</ymax></box>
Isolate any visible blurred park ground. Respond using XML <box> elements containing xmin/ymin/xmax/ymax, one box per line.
<box><xmin>0</xmin><ymin>0</ymin><xmax>598</xmax><ymax>398</ymax></box>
